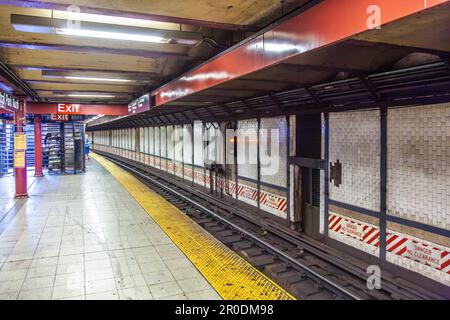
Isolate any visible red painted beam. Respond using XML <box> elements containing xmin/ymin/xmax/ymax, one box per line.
<box><xmin>27</xmin><ymin>103</ymin><xmax>128</xmax><ymax>116</ymax></box>
<box><xmin>152</xmin><ymin>0</ymin><xmax>450</xmax><ymax>106</ymax></box>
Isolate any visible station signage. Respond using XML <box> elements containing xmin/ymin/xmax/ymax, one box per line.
<box><xmin>13</xmin><ymin>133</ymin><xmax>27</xmax><ymax>169</ymax></box>
<box><xmin>57</xmin><ymin>103</ymin><xmax>81</xmax><ymax>114</ymax></box>
<box><xmin>128</xmin><ymin>93</ymin><xmax>150</xmax><ymax>115</ymax></box>
<box><xmin>0</xmin><ymin>92</ymin><xmax>19</xmax><ymax>113</ymax></box>
<box><xmin>50</xmin><ymin>114</ymin><xmax>70</xmax><ymax>121</ymax></box>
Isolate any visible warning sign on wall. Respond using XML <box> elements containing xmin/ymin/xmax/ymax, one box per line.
<box><xmin>340</xmin><ymin>221</ymin><xmax>365</xmax><ymax>240</ymax></box>
<box><xmin>14</xmin><ymin>150</ymin><xmax>25</xmax><ymax>168</ymax></box>
<box><xmin>14</xmin><ymin>133</ymin><xmax>27</xmax><ymax>151</ymax></box>
<box><xmin>405</xmin><ymin>242</ymin><xmax>442</xmax><ymax>269</ymax></box>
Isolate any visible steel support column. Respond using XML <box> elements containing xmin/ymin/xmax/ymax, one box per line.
<box><xmin>14</xmin><ymin>97</ymin><xmax>28</xmax><ymax>198</ymax></box>
<box><xmin>286</xmin><ymin>115</ymin><xmax>291</xmax><ymax>227</ymax></box>
<box><xmin>380</xmin><ymin>107</ymin><xmax>388</xmax><ymax>260</ymax></box>
<box><xmin>323</xmin><ymin>113</ymin><xmax>330</xmax><ymax>237</ymax></box>
<box><xmin>33</xmin><ymin>114</ymin><xmax>43</xmax><ymax>177</ymax></box>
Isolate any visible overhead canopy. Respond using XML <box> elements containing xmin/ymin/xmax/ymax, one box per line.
<box><xmin>151</xmin><ymin>0</ymin><xmax>450</xmax><ymax>107</ymax></box>
<box><xmin>88</xmin><ymin>0</ymin><xmax>450</xmax><ymax>130</ymax></box>
<box><xmin>0</xmin><ymin>0</ymin><xmax>313</xmax><ymax>104</ymax></box>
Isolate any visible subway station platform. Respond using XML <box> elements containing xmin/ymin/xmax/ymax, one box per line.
<box><xmin>0</xmin><ymin>159</ymin><xmax>222</xmax><ymax>300</ymax></box>
<box><xmin>0</xmin><ymin>156</ymin><xmax>292</xmax><ymax>300</ymax></box>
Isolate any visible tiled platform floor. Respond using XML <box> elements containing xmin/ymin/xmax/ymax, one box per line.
<box><xmin>0</xmin><ymin>160</ymin><xmax>221</xmax><ymax>300</ymax></box>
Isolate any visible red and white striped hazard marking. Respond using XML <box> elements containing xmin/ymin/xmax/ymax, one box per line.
<box><xmin>328</xmin><ymin>212</ymin><xmax>450</xmax><ymax>274</ymax></box>
<box><xmin>237</xmin><ymin>184</ymin><xmax>258</xmax><ymax>201</ymax></box>
<box><xmin>260</xmin><ymin>191</ymin><xmax>287</xmax><ymax>213</ymax></box>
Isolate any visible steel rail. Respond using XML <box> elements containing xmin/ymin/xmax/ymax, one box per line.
<box><xmin>106</xmin><ymin>156</ymin><xmax>363</xmax><ymax>300</ymax></box>
<box><xmin>98</xmin><ymin>151</ymin><xmax>444</xmax><ymax>300</ymax></box>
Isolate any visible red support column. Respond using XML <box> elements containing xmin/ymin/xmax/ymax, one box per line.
<box><xmin>15</xmin><ymin>98</ymin><xmax>28</xmax><ymax>198</ymax></box>
<box><xmin>34</xmin><ymin>114</ymin><xmax>44</xmax><ymax>177</ymax></box>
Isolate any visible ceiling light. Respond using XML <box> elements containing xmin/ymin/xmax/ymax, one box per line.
<box><xmin>64</xmin><ymin>76</ymin><xmax>133</xmax><ymax>82</ymax></box>
<box><xmin>11</xmin><ymin>14</ymin><xmax>203</xmax><ymax>46</ymax></box>
<box><xmin>56</xmin><ymin>28</ymin><xmax>170</xmax><ymax>43</ymax></box>
<box><xmin>66</xmin><ymin>94</ymin><xmax>115</xmax><ymax>98</ymax></box>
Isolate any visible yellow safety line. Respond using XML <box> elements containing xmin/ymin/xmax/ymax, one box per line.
<box><xmin>93</xmin><ymin>153</ymin><xmax>295</xmax><ymax>300</ymax></box>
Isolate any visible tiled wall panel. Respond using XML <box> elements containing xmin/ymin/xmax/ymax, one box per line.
<box><xmin>387</xmin><ymin>104</ymin><xmax>450</xmax><ymax>230</ymax></box>
<box><xmin>329</xmin><ymin>110</ymin><xmax>380</xmax><ymax>211</ymax></box>
<box><xmin>260</xmin><ymin>116</ymin><xmax>287</xmax><ymax>187</ymax></box>
<box><xmin>237</xmin><ymin>119</ymin><xmax>258</xmax><ymax>180</ymax></box>
<box><xmin>193</xmin><ymin>121</ymin><xmax>204</xmax><ymax>167</ymax></box>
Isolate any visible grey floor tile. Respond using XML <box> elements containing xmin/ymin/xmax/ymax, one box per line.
<box><xmin>0</xmin><ymin>160</ymin><xmax>216</xmax><ymax>300</ymax></box>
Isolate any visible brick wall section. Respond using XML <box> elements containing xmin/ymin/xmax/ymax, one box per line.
<box><xmin>387</xmin><ymin>104</ymin><xmax>450</xmax><ymax>230</ymax></box>
<box><xmin>329</xmin><ymin>110</ymin><xmax>380</xmax><ymax>211</ymax></box>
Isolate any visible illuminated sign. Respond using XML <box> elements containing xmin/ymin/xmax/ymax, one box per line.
<box><xmin>128</xmin><ymin>93</ymin><xmax>150</xmax><ymax>115</ymax></box>
<box><xmin>50</xmin><ymin>114</ymin><xmax>70</xmax><ymax>121</ymax></box>
<box><xmin>0</xmin><ymin>92</ymin><xmax>19</xmax><ymax>113</ymax></box>
<box><xmin>57</xmin><ymin>103</ymin><xmax>81</xmax><ymax>114</ymax></box>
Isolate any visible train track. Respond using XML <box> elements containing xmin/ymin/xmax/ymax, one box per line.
<box><xmin>98</xmin><ymin>152</ymin><xmax>443</xmax><ymax>300</ymax></box>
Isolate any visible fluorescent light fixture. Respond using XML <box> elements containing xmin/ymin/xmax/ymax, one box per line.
<box><xmin>11</xmin><ymin>14</ymin><xmax>203</xmax><ymax>46</ymax></box>
<box><xmin>56</xmin><ymin>28</ymin><xmax>170</xmax><ymax>43</ymax></box>
<box><xmin>66</xmin><ymin>94</ymin><xmax>115</xmax><ymax>98</ymax></box>
<box><xmin>85</xmin><ymin>114</ymin><xmax>105</xmax><ymax>124</ymax></box>
<box><xmin>64</xmin><ymin>76</ymin><xmax>133</xmax><ymax>82</ymax></box>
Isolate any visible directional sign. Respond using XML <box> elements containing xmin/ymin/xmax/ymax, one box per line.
<box><xmin>57</xmin><ymin>103</ymin><xmax>81</xmax><ymax>114</ymax></box>
<box><xmin>128</xmin><ymin>93</ymin><xmax>150</xmax><ymax>115</ymax></box>
<box><xmin>50</xmin><ymin>114</ymin><xmax>70</xmax><ymax>121</ymax></box>
<box><xmin>0</xmin><ymin>92</ymin><xmax>19</xmax><ymax>113</ymax></box>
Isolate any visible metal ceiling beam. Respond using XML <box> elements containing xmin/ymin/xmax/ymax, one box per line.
<box><xmin>152</xmin><ymin>0</ymin><xmax>450</xmax><ymax>106</ymax></box>
<box><xmin>0</xmin><ymin>60</ymin><xmax>39</xmax><ymax>100</ymax></box>
<box><xmin>0</xmin><ymin>0</ymin><xmax>255</xmax><ymax>31</ymax></box>
<box><xmin>0</xmin><ymin>42</ymin><xmax>194</xmax><ymax>60</ymax></box>
<box><xmin>12</xmin><ymin>66</ymin><xmax>163</xmax><ymax>77</ymax></box>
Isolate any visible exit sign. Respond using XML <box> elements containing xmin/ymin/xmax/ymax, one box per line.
<box><xmin>50</xmin><ymin>114</ymin><xmax>69</xmax><ymax>121</ymax></box>
<box><xmin>57</xmin><ymin>104</ymin><xmax>81</xmax><ymax>114</ymax></box>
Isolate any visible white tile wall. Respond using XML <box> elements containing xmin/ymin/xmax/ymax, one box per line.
<box><xmin>144</xmin><ymin>127</ymin><xmax>149</xmax><ymax>154</ymax></box>
<box><xmin>387</xmin><ymin>104</ymin><xmax>450</xmax><ymax>230</ymax></box>
<box><xmin>183</xmin><ymin>125</ymin><xmax>193</xmax><ymax>164</ymax></box>
<box><xmin>329</xmin><ymin>110</ymin><xmax>380</xmax><ymax>211</ymax></box>
<box><xmin>160</xmin><ymin>126</ymin><xmax>167</xmax><ymax>158</ymax></box>
<box><xmin>237</xmin><ymin>119</ymin><xmax>258</xmax><ymax>180</ymax></box>
<box><xmin>167</xmin><ymin>126</ymin><xmax>174</xmax><ymax>160</ymax></box>
<box><xmin>193</xmin><ymin>121</ymin><xmax>204</xmax><ymax>167</ymax></box>
<box><xmin>204</xmin><ymin>123</ymin><xmax>220</xmax><ymax>165</ymax></box>
<box><xmin>139</xmin><ymin>128</ymin><xmax>144</xmax><ymax>153</ymax></box>
<box><xmin>320</xmin><ymin>114</ymin><xmax>325</xmax><ymax>234</ymax></box>
<box><xmin>149</xmin><ymin>127</ymin><xmax>154</xmax><ymax>154</ymax></box>
<box><xmin>260</xmin><ymin>116</ymin><xmax>287</xmax><ymax>187</ymax></box>
<box><xmin>154</xmin><ymin>127</ymin><xmax>160</xmax><ymax>157</ymax></box>
<box><xmin>174</xmin><ymin>125</ymin><xmax>183</xmax><ymax>162</ymax></box>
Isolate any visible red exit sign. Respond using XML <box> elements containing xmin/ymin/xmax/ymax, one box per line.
<box><xmin>57</xmin><ymin>104</ymin><xmax>81</xmax><ymax>114</ymax></box>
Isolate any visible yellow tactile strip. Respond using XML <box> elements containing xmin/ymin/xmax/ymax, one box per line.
<box><xmin>93</xmin><ymin>153</ymin><xmax>295</xmax><ymax>300</ymax></box>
